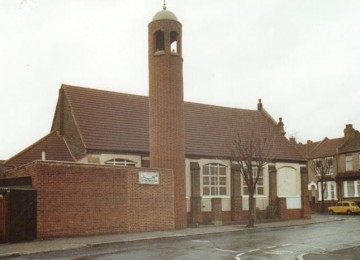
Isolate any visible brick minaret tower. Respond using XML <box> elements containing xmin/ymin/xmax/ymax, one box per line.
<box><xmin>148</xmin><ymin>4</ymin><xmax>186</xmax><ymax>229</ymax></box>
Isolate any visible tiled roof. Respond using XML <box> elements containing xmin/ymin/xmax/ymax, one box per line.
<box><xmin>6</xmin><ymin>131</ymin><xmax>74</xmax><ymax>168</ymax></box>
<box><xmin>296</xmin><ymin>141</ymin><xmax>321</xmax><ymax>158</ymax></box>
<box><xmin>62</xmin><ymin>85</ymin><xmax>306</xmax><ymax>162</ymax></box>
<box><xmin>339</xmin><ymin>135</ymin><xmax>360</xmax><ymax>154</ymax></box>
<box><xmin>297</xmin><ymin>137</ymin><xmax>345</xmax><ymax>159</ymax></box>
<box><xmin>311</xmin><ymin>138</ymin><xmax>345</xmax><ymax>158</ymax></box>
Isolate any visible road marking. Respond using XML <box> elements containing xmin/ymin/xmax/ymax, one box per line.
<box><xmin>235</xmin><ymin>252</ymin><xmax>244</xmax><ymax>260</ymax></box>
<box><xmin>215</xmin><ymin>248</ymin><xmax>238</xmax><ymax>253</ymax></box>
<box><xmin>297</xmin><ymin>253</ymin><xmax>306</xmax><ymax>260</ymax></box>
<box><xmin>247</xmin><ymin>248</ymin><xmax>260</xmax><ymax>253</ymax></box>
<box><xmin>191</xmin><ymin>239</ymin><xmax>210</xmax><ymax>243</ymax></box>
<box><xmin>265</xmin><ymin>250</ymin><xmax>293</xmax><ymax>255</ymax></box>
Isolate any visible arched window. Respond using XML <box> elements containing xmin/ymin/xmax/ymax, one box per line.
<box><xmin>104</xmin><ymin>159</ymin><xmax>136</xmax><ymax>167</ymax></box>
<box><xmin>154</xmin><ymin>30</ymin><xmax>165</xmax><ymax>53</ymax></box>
<box><xmin>202</xmin><ymin>163</ymin><xmax>227</xmax><ymax>196</ymax></box>
<box><xmin>170</xmin><ymin>31</ymin><xmax>179</xmax><ymax>53</ymax></box>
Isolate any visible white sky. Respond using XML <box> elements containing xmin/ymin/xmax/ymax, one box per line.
<box><xmin>1</xmin><ymin>0</ymin><xmax>360</xmax><ymax>159</ymax></box>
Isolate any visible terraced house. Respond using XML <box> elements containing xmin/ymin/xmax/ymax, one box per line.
<box><xmin>1</xmin><ymin>5</ymin><xmax>309</xmax><ymax>242</ymax></box>
<box><xmin>296</xmin><ymin>124</ymin><xmax>360</xmax><ymax>209</ymax></box>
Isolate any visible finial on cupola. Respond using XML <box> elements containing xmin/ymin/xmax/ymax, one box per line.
<box><xmin>163</xmin><ymin>0</ymin><xmax>166</xmax><ymax>10</ymax></box>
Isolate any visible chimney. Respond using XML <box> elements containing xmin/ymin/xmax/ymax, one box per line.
<box><xmin>307</xmin><ymin>140</ymin><xmax>313</xmax><ymax>144</ymax></box>
<box><xmin>277</xmin><ymin>117</ymin><xmax>286</xmax><ymax>135</ymax></box>
<box><xmin>289</xmin><ymin>137</ymin><xmax>297</xmax><ymax>145</ymax></box>
<box><xmin>344</xmin><ymin>124</ymin><xmax>355</xmax><ymax>140</ymax></box>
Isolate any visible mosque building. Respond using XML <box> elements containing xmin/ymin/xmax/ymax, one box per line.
<box><xmin>0</xmin><ymin>4</ymin><xmax>308</xmax><ymax>242</ymax></box>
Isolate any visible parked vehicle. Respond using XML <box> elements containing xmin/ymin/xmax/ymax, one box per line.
<box><xmin>328</xmin><ymin>201</ymin><xmax>360</xmax><ymax>215</ymax></box>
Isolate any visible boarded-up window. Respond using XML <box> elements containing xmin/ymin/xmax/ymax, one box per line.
<box><xmin>277</xmin><ymin>167</ymin><xmax>298</xmax><ymax>197</ymax></box>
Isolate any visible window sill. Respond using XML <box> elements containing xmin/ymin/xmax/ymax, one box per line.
<box><xmin>154</xmin><ymin>50</ymin><xmax>165</xmax><ymax>56</ymax></box>
<box><xmin>201</xmin><ymin>196</ymin><xmax>230</xmax><ymax>199</ymax></box>
<box><xmin>242</xmin><ymin>195</ymin><xmax>267</xmax><ymax>198</ymax></box>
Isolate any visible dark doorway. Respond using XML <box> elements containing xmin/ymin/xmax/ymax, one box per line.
<box><xmin>0</xmin><ymin>187</ymin><xmax>37</xmax><ymax>243</ymax></box>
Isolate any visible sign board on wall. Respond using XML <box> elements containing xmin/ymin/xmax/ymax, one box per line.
<box><xmin>139</xmin><ymin>171</ymin><xmax>160</xmax><ymax>185</ymax></box>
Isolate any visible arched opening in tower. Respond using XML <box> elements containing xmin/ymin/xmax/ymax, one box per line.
<box><xmin>170</xmin><ymin>31</ymin><xmax>178</xmax><ymax>53</ymax></box>
<box><xmin>154</xmin><ymin>30</ymin><xmax>165</xmax><ymax>53</ymax></box>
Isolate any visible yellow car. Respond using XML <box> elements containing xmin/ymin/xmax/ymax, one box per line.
<box><xmin>328</xmin><ymin>201</ymin><xmax>360</xmax><ymax>215</ymax></box>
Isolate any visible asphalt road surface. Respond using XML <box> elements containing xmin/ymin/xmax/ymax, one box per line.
<box><xmin>8</xmin><ymin>215</ymin><xmax>360</xmax><ymax>260</ymax></box>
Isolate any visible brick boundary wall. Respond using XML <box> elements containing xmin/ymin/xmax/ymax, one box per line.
<box><xmin>285</xmin><ymin>209</ymin><xmax>303</xmax><ymax>220</ymax></box>
<box><xmin>4</xmin><ymin>161</ymin><xmax>174</xmax><ymax>238</ymax></box>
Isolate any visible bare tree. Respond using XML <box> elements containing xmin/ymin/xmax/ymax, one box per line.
<box><xmin>231</xmin><ymin>126</ymin><xmax>276</xmax><ymax>227</ymax></box>
<box><xmin>307</xmin><ymin>157</ymin><xmax>333</xmax><ymax>212</ymax></box>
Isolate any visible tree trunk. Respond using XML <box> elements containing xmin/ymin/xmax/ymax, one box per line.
<box><xmin>247</xmin><ymin>194</ymin><xmax>255</xmax><ymax>227</ymax></box>
<box><xmin>321</xmin><ymin>180</ymin><xmax>326</xmax><ymax>213</ymax></box>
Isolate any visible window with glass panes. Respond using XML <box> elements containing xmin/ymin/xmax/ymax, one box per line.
<box><xmin>104</xmin><ymin>158</ymin><xmax>136</xmax><ymax>166</ymax></box>
<box><xmin>346</xmin><ymin>181</ymin><xmax>355</xmax><ymax>197</ymax></box>
<box><xmin>346</xmin><ymin>155</ymin><xmax>353</xmax><ymax>171</ymax></box>
<box><xmin>202</xmin><ymin>163</ymin><xmax>227</xmax><ymax>196</ymax></box>
<box><xmin>242</xmin><ymin>167</ymin><xmax>264</xmax><ymax>196</ymax></box>
<box><xmin>321</xmin><ymin>181</ymin><xmax>336</xmax><ymax>200</ymax></box>
<box><xmin>326</xmin><ymin>158</ymin><xmax>334</xmax><ymax>175</ymax></box>
<box><xmin>344</xmin><ymin>180</ymin><xmax>360</xmax><ymax>198</ymax></box>
<box><xmin>315</xmin><ymin>159</ymin><xmax>322</xmax><ymax>175</ymax></box>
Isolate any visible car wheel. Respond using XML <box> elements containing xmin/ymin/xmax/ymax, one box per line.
<box><xmin>329</xmin><ymin>210</ymin><xmax>334</xmax><ymax>215</ymax></box>
<box><xmin>347</xmin><ymin>210</ymin><xmax>352</xmax><ymax>215</ymax></box>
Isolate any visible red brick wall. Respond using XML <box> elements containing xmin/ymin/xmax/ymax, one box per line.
<box><xmin>52</xmin><ymin>88</ymin><xmax>86</xmax><ymax>157</ymax></box>
<box><xmin>127</xmin><ymin>168</ymin><xmax>174</xmax><ymax>232</ymax></box>
<box><xmin>5</xmin><ymin>161</ymin><xmax>174</xmax><ymax>238</ymax></box>
<box><xmin>148</xmin><ymin>19</ymin><xmax>186</xmax><ymax>229</ymax></box>
<box><xmin>286</xmin><ymin>209</ymin><xmax>303</xmax><ymax>220</ymax></box>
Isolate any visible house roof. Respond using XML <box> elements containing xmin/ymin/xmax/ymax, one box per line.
<box><xmin>311</xmin><ymin>138</ymin><xmax>345</xmax><ymax>158</ymax></box>
<box><xmin>296</xmin><ymin>141</ymin><xmax>321</xmax><ymax>158</ymax></box>
<box><xmin>297</xmin><ymin>131</ymin><xmax>360</xmax><ymax>160</ymax></box>
<box><xmin>297</xmin><ymin>137</ymin><xmax>345</xmax><ymax>159</ymax></box>
<box><xmin>59</xmin><ymin>85</ymin><xmax>305</xmax><ymax>162</ymax></box>
<box><xmin>6</xmin><ymin>131</ymin><xmax>75</xmax><ymax>168</ymax></box>
<box><xmin>339</xmin><ymin>135</ymin><xmax>360</xmax><ymax>154</ymax></box>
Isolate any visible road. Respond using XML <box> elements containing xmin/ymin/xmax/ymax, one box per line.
<box><xmin>8</xmin><ymin>215</ymin><xmax>360</xmax><ymax>260</ymax></box>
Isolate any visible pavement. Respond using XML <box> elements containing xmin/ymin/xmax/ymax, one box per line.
<box><xmin>0</xmin><ymin>214</ymin><xmax>346</xmax><ymax>259</ymax></box>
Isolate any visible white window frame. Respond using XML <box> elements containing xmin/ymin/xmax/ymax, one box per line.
<box><xmin>346</xmin><ymin>155</ymin><xmax>353</xmax><ymax>171</ymax></box>
<box><xmin>314</xmin><ymin>158</ymin><xmax>334</xmax><ymax>176</ymax></box>
<box><xmin>242</xmin><ymin>167</ymin><xmax>265</xmax><ymax>197</ymax></box>
<box><xmin>104</xmin><ymin>158</ymin><xmax>137</xmax><ymax>167</ymax></box>
<box><xmin>202</xmin><ymin>163</ymin><xmax>227</xmax><ymax>197</ymax></box>
<box><xmin>314</xmin><ymin>159</ymin><xmax>321</xmax><ymax>176</ymax></box>
<box><xmin>326</xmin><ymin>157</ymin><xmax>334</xmax><ymax>175</ymax></box>
<box><xmin>344</xmin><ymin>180</ymin><xmax>360</xmax><ymax>198</ymax></box>
<box><xmin>318</xmin><ymin>181</ymin><xmax>337</xmax><ymax>201</ymax></box>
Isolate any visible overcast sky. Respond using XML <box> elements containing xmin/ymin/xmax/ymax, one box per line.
<box><xmin>1</xmin><ymin>0</ymin><xmax>360</xmax><ymax>159</ymax></box>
